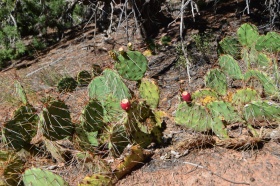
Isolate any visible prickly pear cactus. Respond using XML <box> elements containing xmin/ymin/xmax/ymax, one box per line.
<box><xmin>192</xmin><ymin>89</ymin><xmax>219</xmax><ymax>103</ymax></box>
<box><xmin>256</xmin><ymin>31</ymin><xmax>280</xmax><ymax>52</ymax></box>
<box><xmin>218</xmin><ymin>55</ymin><xmax>243</xmax><ymax>80</ymax></box>
<box><xmin>205</xmin><ymin>69</ymin><xmax>227</xmax><ymax>96</ymax></box>
<box><xmin>237</xmin><ymin>23</ymin><xmax>259</xmax><ymax>48</ymax></box>
<box><xmin>103</xmin><ymin>95</ymin><xmax>126</xmax><ymax>123</ymax></box>
<box><xmin>115</xmin><ymin>50</ymin><xmax>148</xmax><ymax>81</ymax></box>
<box><xmin>57</xmin><ymin>77</ymin><xmax>78</xmax><ymax>92</ymax></box>
<box><xmin>79</xmin><ymin>174</ymin><xmax>112</xmax><ymax>186</ymax></box>
<box><xmin>243</xmin><ymin>101</ymin><xmax>280</xmax><ymax>126</ymax></box>
<box><xmin>100</xmin><ymin>124</ymin><xmax>129</xmax><ymax>157</ymax></box>
<box><xmin>114</xmin><ymin>145</ymin><xmax>153</xmax><ymax>179</ymax></box>
<box><xmin>244</xmin><ymin>69</ymin><xmax>279</xmax><ymax>98</ymax></box>
<box><xmin>175</xmin><ymin>102</ymin><xmax>211</xmax><ymax>132</ymax></box>
<box><xmin>206</xmin><ymin>101</ymin><xmax>243</xmax><ymax>124</ymax></box>
<box><xmin>139</xmin><ymin>78</ymin><xmax>160</xmax><ymax>109</ymax></box>
<box><xmin>175</xmin><ymin>102</ymin><xmax>229</xmax><ymax>138</ymax></box>
<box><xmin>77</xmin><ymin>70</ymin><xmax>92</xmax><ymax>86</ymax></box>
<box><xmin>74</xmin><ymin>126</ymin><xmax>99</xmax><ymax>151</ymax></box>
<box><xmin>218</xmin><ymin>36</ymin><xmax>240</xmax><ymax>58</ymax></box>
<box><xmin>80</xmin><ymin>100</ymin><xmax>105</xmax><ymax>133</ymax></box>
<box><xmin>0</xmin><ymin>151</ymin><xmax>25</xmax><ymax>186</ymax></box>
<box><xmin>124</xmin><ymin>101</ymin><xmax>165</xmax><ymax>148</ymax></box>
<box><xmin>22</xmin><ymin>168</ymin><xmax>69</xmax><ymax>186</ymax></box>
<box><xmin>40</xmin><ymin>100</ymin><xmax>74</xmax><ymax>141</ymax></box>
<box><xmin>256</xmin><ymin>52</ymin><xmax>272</xmax><ymax>68</ymax></box>
<box><xmin>231</xmin><ymin>88</ymin><xmax>259</xmax><ymax>109</ymax></box>
<box><xmin>3</xmin><ymin>105</ymin><xmax>38</xmax><ymax>150</ymax></box>
<box><xmin>88</xmin><ymin>69</ymin><xmax>131</xmax><ymax>102</ymax></box>
<box><xmin>92</xmin><ymin>64</ymin><xmax>102</xmax><ymax>76</ymax></box>
<box><xmin>14</xmin><ymin>81</ymin><xmax>28</xmax><ymax>105</ymax></box>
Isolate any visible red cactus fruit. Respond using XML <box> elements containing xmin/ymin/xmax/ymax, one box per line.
<box><xmin>120</xmin><ymin>99</ymin><xmax>131</xmax><ymax>111</ymax></box>
<box><xmin>182</xmin><ymin>91</ymin><xmax>191</xmax><ymax>102</ymax></box>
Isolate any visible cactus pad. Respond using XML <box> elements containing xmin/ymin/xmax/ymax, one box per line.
<box><xmin>88</xmin><ymin>69</ymin><xmax>131</xmax><ymax>102</ymax></box>
<box><xmin>243</xmin><ymin>101</ymin><xmax>280</xmax><ymax>126</ymax></box>
<box><xmin>80</xmin><ymin>100</ymin><xmax>104</xmax><ymax>133</ymax></box>
<box><xmin>175</xmin><ymin>102</ymin><xmax>211</xmax><ymax>132</ymax></box>
<box><xmin>237</xmin><ymin>23</ymin><xmax>259</xmax><ymax>48</ymax></box>
<box><xmin>218</xmin><ymin>54</ymin><xmax>243</xmax><ymax>80</ymax></box>
<box><xmin>22</xmin><ymin>168</ymin><xmax>68</xmax><ymax>186</ymax></box>
<box><xmin>0</xmin><ymin>151</ymin><xmax>25</xmax><ymax>186</ymax></box>
<box><xmin>77</xmin><ymin>70</ymin><xmax>92</xmax><ymax>86</ymax></box>
<box><xmin>256</xmin><ymin>53</ymin><xmax>272</xmax><ymax>67</ymax></box>
<box><xmin>256</xmin><ymin>31</ymin><xmax>280</xmax><ymax>52</ymax></box>
<box><xmin>205</xmin><ymin>69</ymin><xmax>227</xmax><ymax>96</ymax></box>
<box><xmin>244</xmin><ymin>70</ymin><xmax>279</xmax><ymax>97</ymax></box>
<box><xmin>92</xmin><ymin>64</ymin><xmax>102</xmax><ymax>76</ymax></box>
<box><xmin>15</xmin><ymin>81</ymin><xmax>28</xmax><ymax>105</ymax></box>
<box><xmin>231</xmin><ymin>88</ymin><xmax>259</xmax><ymax>109</ymax></box>
<box><xmin>79</xmin><ymin>174</ymin><xmax>112</xmax><ymax>186</ymax></box>
<box><xmin>115</xmin><ymin>50</ymin><xmax>148</xmax><ymax>81</ymax></box>
<box><xmin>139</xmin><ymin>78</ymin><xmax>160</xmax><ymax>109</ymax></box>
<box><xmin>88</xmin><ymin>76</ymin><xmax>110</xmax><ymax>101</ymax></box>
<box><xmin>40</xmin><ymin>100</ymin><xmax>74</xmax><ymax>141</ymax></box>
<box><xmin>218</xmin><ymin>36</ymin><xmax>240</xmax><ymax>58</ymax></box>
<box><xmin>57</xmin><ymin>77</ymin><xmax>77</xmax><ymax>92</ymax></box>
<box><xmin>206</xmin><ymin>101</ymin><xmax>243</xmax><ymax>124</ymax></box>
<box><xmin>103</xmin><ymin>95</ymin><xmax>126</xmax><ymax>123</ymax></box>
<box><xmin>100</xmin><ymin>124</ymin><xmax>129</xmax><ymax>157</ymax></box>
<box><xmin>3</xmin><ymin>105</ymin><xmax>38</xmax><ymax>150</ymax></box>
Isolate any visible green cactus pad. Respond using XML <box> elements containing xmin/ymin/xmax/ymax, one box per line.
<box><xmin>218</xmin><ymin>54</ymin><xmax>243</xmax><ymax>80</ymax></box>
<box><xmin>79</xmin><ymin>174</ymin><xmax>112</xmax><ymax>186</ymax></box>
<box><xmin>80</xmin><ymin>100</ymin><xmax>105</xmax><ymax>133</ymax></box>
<box><xmin>22</xmin><ymin>168</ymin><xmax>68</xmax><ymax>186</ymax></box>
<box><xmin>218</xmin><ymin>36</ymin><xmax>240</xmax><ymax>58</ymax></box>
<box><xmin>40</xmin><ymin>100</ymin><xmax>74</xmax><ymax>141</ymax></box>
<box><xmin>192</xmin><ymin>89</ymin><xmax>219</xmax><ymax>102</ymax></box>
<box><xmin>205</xmin><ymin>69</ymin><xmax>227</xmax><ymax>96</ymax></box>
<box><xmin>57</xmin><ymin>77</ymin><xmax>78</xmax><ymax>92</ymax></box>
<box><xmin>102</xmin><ymin>69</ymin><xmax>131</xmax><ymax>100</ymax></box>
<box><xmin>256</xmin><ymin>31</ymin><xmax>280</xmax><ymax>52</ymax></box>
<box><xmin>256</xmin><ymin>53</ymin><xmax>272</xmax><ymax>67</ymax></box>
<box><xmin>241</xmin><ymin>47</ymin><xmax>259</xmax><ymax>69</ymax></box>
<box><xmin>88</xmin><ymin>76</ymin><xmax>110</xmax><ymax>101</ymax></box>
<box><xmin>103</xmin><ymin>95</ymin><xmax>125</xmax><ymax>123</ymax></box>
<box><xmin>124</xmin><ymin>101</ymin><xmax>164</xmax><ymax>148</ymax></box>
<box><xmin>244</xmin><ymin>70</ymin><xmax>279</xmax><ymax>97</ymax></box>
<box><xmin>115</xmin><ymin>50</ymin><xmax>148</xmax><ymax>81</ymax></box>
<box><xmin>101</xmin><ymin>124</ymin><xmax>129</xmax><ymax>157</ymax></box>
<box><xmin>77</xmin><ymin>70</ymin><xmax>92</xmax><ymax>86</ymax></box>
<box><xmin>175</xmin><ymin>102</ymin><xmax>211</xmax><ymax>132</ymax></box>
<box><xmin>231</xmin><ymin>88</ymin><xmax>260</xmax><ymax>108</ymax></box>
<box><xmin>210</xmin><ymin>118</ymin><xmax>229</xmax><ymax>139</ymax></box>
<box><xmin>237</xmin><ymin>23</ymin><xmax>259</xmax><ymax>48</ymax></box>
<box><xmin>3</xmin><ymin>105</ymin><xmax>38</xmax><ymax>150</ymax></box>
<box><xmin>206</xmin><ymin>101</ymin><xmax>243</xmax><ymax>124</ymax></box>
<box><xmin>15</xmin><ymin>81</ymin><xmax>28</xmax><ymax>105</ymax></box>
<box><xmin>243</xmin><ymin>101</ymin><xmax>280</xmax><ymax>126</ymax></box>
<box><xmin>130</xmin><ymin>129</ymin><xmax>154</xmax><ymax>148</ymax></box>
<box><xmin>74</xmin><ymin>126</ymin><xmax>98</xmax><ymax>151</ymax></box>
<box><xmin>139</xmin><ymin>78</ymin><xmax>160</xmax><ymax>109</ymax></box>
<box><xmin>88</xmin><ymin>69</ymin><xmax>131</xmax><ymax>102</ymax></box>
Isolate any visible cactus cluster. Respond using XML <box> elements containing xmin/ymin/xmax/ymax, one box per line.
<box><xmin>0</xmin><ymin>45</ymin><xmax>162</xmax><ymax>185</ymax></box>
<box><xmin>57</xmin><ymin>65</ymin><xmax>102</xmax><ymax>92</ymax></box>
<box><xmin>176</xmin><ymin>23</ymin><xmax>280</xmax><ymax>139</ymax></box>
<box><xmin>4</xmin><ymin>23</ymin><xmax>279</xmax><ymax>185</ymax></box>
